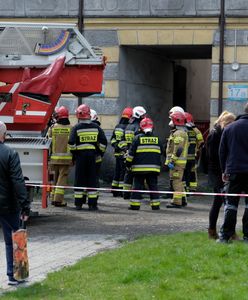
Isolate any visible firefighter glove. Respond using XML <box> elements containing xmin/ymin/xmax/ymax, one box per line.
<box><xmin>168</xmin><ymin>162</ymin><xmax>175</xmax><ymax>170</ymax></box>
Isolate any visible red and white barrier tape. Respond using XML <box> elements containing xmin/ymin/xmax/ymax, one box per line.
<box><xmin>25</xmin><ymin>183</ymin><xmax>248</xmax><ymax>198</ymax></box>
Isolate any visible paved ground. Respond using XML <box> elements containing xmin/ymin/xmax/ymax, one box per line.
<box><xmin>0</xmin><ymin>173</ymin><xmax>245</xmax><ymax>292</ymax></box>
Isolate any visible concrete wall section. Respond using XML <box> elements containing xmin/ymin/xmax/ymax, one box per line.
<box><xmin>59</xmin><ymin>97</ymin><xmax>119</xmax><ymax>115</ymax></box>
<box><xmin>119</xmin><ymin>46</ymin><xmax>173</xmax><ymax>140</ymax></box>
<box><xmin>212</xmin><ymin>64</ymin><xmax>248</xmax><ymax>82</ymax></box>
<box><xmin>84</xmin><ymin>30</ymin><xmax>118</xmax><ymax>47</ymax></box>
<box><xmin>211</xmin><ymin>28</ymin><xmax>248</xmax><ymax>118</ymax></box>
<box><xmin>214</xmin><ymin>30</ymin><xmax>248</xmax><ymax>47</ymax></box>
<box><xmin>2</xmin><ymin>0</ymin><xmax>248</xmax><ymax>17</ymax></box>
<box><xmin>210</xmin><ymin>99</ymin><xmax>247</xmax><ymax>117</ymax></box>
<box><xmin>178</xmin><ymin>60</ymin><xmax>211</xmax><ymax>121</ymax></box>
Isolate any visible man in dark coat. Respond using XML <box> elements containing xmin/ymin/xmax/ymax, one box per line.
<box><xmin>0</xmin><ymin>121</ymin><xmax>30</xmax><ymax>285</ymax></box>
<box><xmin>219</xmin><ymin>103</ymin><xmax>248</xmax><ymax>243</ymax></box>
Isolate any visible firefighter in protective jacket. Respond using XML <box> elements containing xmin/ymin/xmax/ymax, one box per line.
<box><xmin>68</xmin><ymin>104</ymin><xmax>107</xmax><ymax>211</ymax></box>
<box><xmin>90</xmin><ymin>109</ymin><xmax>102</xmax><ymax>188</ymax></box>
<box><xmin>48</xmin><ymin>106</ymin><xmax>72</xmax><ymax>207</ymax></box>
<box><xmin>123</xmin><ymin>106</ymin><xmax>147</xmax><ymax>199</ymax></box>
<box><xmin>183</xmin><ymin>112</ymin><xmax>204</xmax><ymax>193</ymax></box>
<box><xmin>110</xmin><ymin>107</ymin><xmax>133</xmax><ymax>196</ymax></box>
<box><xmin>126</xmin><ymin>117</ymin><xmax>163</xmax><ymax>210</ymax></box>
<box><xmin>165</xmin><ymin>111</ymin><xmax>188</xmax><ymax>208</ymax></box>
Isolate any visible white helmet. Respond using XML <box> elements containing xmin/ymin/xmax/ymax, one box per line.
<box><xmin>132</xmin><ymin>106</ymin><xmax>146</xmax><ymax>119</ymax></box>
<box><xmin>169</xmin><ymin>106</ymin><xmax>184</xmax><ymax>116</ymax></box>
<box><xmin>90</xmin><ymin>109</ymin><xmax>98</xmax><ymax>121</ymax></box>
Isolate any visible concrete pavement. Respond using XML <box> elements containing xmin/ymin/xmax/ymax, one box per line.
<box><xmin>0</xmin><ymin>233</ymin><xmax>124</xmax><ymax>291</ymax></box>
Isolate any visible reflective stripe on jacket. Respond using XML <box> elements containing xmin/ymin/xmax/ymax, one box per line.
<box><xmin>110</xmin><ymin>123</ymin><xmax>128</xmax><ymax>156</ymax></box>
<box><xmin>186</xmin><ymin>126</ymin><xmax>204</xmax><ymax>160</ymax></box>
<box><xmin>68</xmin><ymin>120</ymin><xmax>107</xmax><ymax>156</ymax></box>
<box><xmin>124</xmin><ymin>119</ymin><xmax>141</xmax><ymax>148</ymax></box>
<box><xmin>126</xmin><ymin>133</ymin><xmax>163</xmax><ymax>173</ymax></box>
<box><xmin>48</xmin><ymin>123</ymin><xmax>72</xmax><ymax>165</ymax></box>
<box><xmin>165</xmin><ymin>127</ymin><xmax>188</xmax><ymax>167</ymax></box>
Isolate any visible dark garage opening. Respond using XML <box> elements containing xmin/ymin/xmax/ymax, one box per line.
<box><xmin>119</xmin><ymin>44</ymin><xmax>212</xmax><ymax>139</ymax></box>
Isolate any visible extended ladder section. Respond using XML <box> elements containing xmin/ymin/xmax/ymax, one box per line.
<box><xmin>0</xmin><ymin>22</ymin><xmax>105</xmax><ymax>133</ymax></box>
<box><xmin>0</xmin><ymin>22</ymin><xmax>103</xmax><ymax>67</ymax></box>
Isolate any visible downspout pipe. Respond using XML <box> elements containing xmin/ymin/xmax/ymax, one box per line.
<box><xmin>78</xmin><ymin>0</ymin><xmax>84</xmax><ymax>107</ymax></box>
<box><xmin>218</xmin><ymin>0</ymin><xmax>225</xmax><ymax>115</ymax></box>
<box><xmin>78</xmin><ymin>0</ymin><xmax>84</xmax><ymax>34</ymax></box>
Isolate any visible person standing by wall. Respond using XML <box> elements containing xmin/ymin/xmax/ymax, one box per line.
<box><xmin>68</xmin><ymin>104</ymin><xmax>107</xmax><ymax>211</ymax></box>
<box><xmin>207</xmin><ymin>111</ymin><xmax>236</xmax><ymax>239</ymax></box>
<box><xmin>0</xmin><ymin>121</ymin><xmax>30</xmax><ymax>285</ymax></box>
<box><xmin>218</xmin><ymin>103</ymin><xmax>248</xmax><ymax>243</ymax></box>
<box><xmin>48</xmin><ymin>106</ymin><xmax>72</xmax><ymax>207</ymax></box>
<box><xmin>110</xmin><ymin>107</ymin><xmax>133</xmax><ymax>197</ymax></box>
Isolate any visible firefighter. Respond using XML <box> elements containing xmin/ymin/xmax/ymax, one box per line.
<box><xmin>183</xmin><ymin>112</ymin><xmax>204</xmax><ymax>196</ymax></box>
<box><xmin>90</xmin><ymin>109</ymin><xmax>102</xmax><ymax>188</ymax></box>
<box><xmin>110</xmin><ymin>107</ymin><xmax>133</xmax><ymax>197</ymax></box>
<box><xmin>165</xmin><ymin>111</ymin><xmax>188</xmax><ymax>208</ymax></box>
<box><xmin>126</xmin><ymin>117</ymin><xmax>163</xmax><ymax>210</ymax></box>
<box><xmin>90</xmin><ymin>109</ymin><xmax>101</xmax><ymax>126</ymax></box>
<box><xmin>123</xmin><ymin>106</ymin><xmax>147</xmax><ymax>199</ymax></box>
<box><xmin>68</xmin><ymin>104</ymin><xmax>107</xmax><ymax>211</ymax></box>
<box><xmin>48</xmin><ymin>106</ymin><xmax>72</xmax><ymax>207</ymax></box>
<box><xmin>165</xmin><ymin>105</ymin><xmax>185</xmax><ymax>198</ymax></box>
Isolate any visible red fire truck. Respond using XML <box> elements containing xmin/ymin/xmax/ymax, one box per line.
<box><xmin>0</xmin><ymin>22</ymin><xmax>105</xmax><ymax>208</ymax></box>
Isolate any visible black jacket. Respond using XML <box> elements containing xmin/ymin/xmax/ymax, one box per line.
<box><xmin>126</xmin><ymin>132</ymin><xmax>163</xmax><ymax>174</ymax></box>
<box><xmin>110</xmin><ymin>118</ymin><xmax>129</xmax><ymax>156</ymax></box>
<box><xmin>0</xmin><ymin>142</ymin><xmax>30</xmax><ymax>215</ymax></box>
<box><xmin>124</xmin><ymin>118</ymin><xmax>141</xmax><ymax>149</ymax></box>
<box><xmin>219</xmin><ymin>114</ymin><xmax>248</xmax><ymax>174</ymax></box>
<box><xmin>68</xmin><ymin>120</ymin><xmax>107</xmax><ymax>157</ymax></box>
<box><xmin>206</xmin><ymin>124</ymin><xmax>222</xmax><ymax>173</ymax></box>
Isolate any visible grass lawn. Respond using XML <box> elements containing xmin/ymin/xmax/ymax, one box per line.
<box><xmin>2</xmin><ymin>232</ymin><xmax>248</xmax><ymax>300</ymax></box>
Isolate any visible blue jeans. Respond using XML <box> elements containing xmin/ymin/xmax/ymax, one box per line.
<box><xmin>0</xmin><ymin>213</ymin><xmax>20</xmax><ymax>277</ymax></box>
<box><xmin>220</xmin><ymin>173</ymin><xmax>248</xmax><ymax>240</ymax></box>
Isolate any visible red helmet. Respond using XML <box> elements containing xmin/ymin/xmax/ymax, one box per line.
<box><xmin>121</xmin><ymin>107</ymin><xmax>133</xmax><ymax>119</ymax></box>
<box><xmin>170</xmin><ymin>111</ymin><xmax>186</xmax><ymax>126</ymax></box>
<box><xmin>57</xmin><ymin>106</ymin><xmax>69</xmax><ymax>119</ymax></box>
<box><xmin>184</xmin><ymin>112</ymin><xmax>194</xmax><ymax>123</ymax></box>
<box><xmin>140</xmin><ymin>117</ymin><xmax>154</xmax><ymax>133</ymax></box>
<box><xmin>76</xmin><ymin>104</ymin><xmax>91</xmax><ymax>120</ymax></box>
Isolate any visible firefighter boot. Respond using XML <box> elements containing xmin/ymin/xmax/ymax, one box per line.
<box><xmin>128</xmin><ymin>206</ymin><xmax>140</xmax><ymax>210</ymax></box>
<box><xmin>208</xmin><ymin>228</ymin><xmax>218</xmax><ymax>240</ymax></box>
<box><xmin>152</xmin><ymin>206</ymin><xmax>160</xmax><ymax>210</ymax></box>
<box><xmin>75</xmin><ymin>199</ymin><xmax>83</xmax><ymax>210</ymax></box>
<box><xmin>182</xmin><ymin>196</ymin><xmax>187</xmax><ymax>207</ymax></box>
